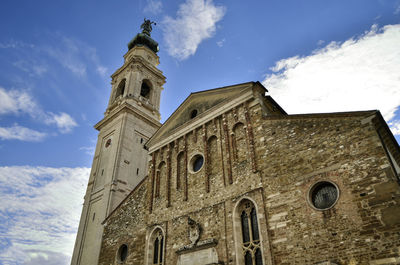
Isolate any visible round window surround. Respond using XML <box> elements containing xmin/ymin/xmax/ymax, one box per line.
<box><xmin>190</xmin><ymin>109</ymin><xmax>198</xmax><ymax>119</ymax></box>
<box><xmin>190</xmin><ymin>154</ymin><xmax>204</xmax><ymax>173</ymax></box>
<box><xmin>117</xmin><ymin>244</ymin><xmax>128</xmax><ymax>263</ymax></box>
<box><xmin>308</xmin><ymin>181</ymin><xmax>339</xmax><ymax>211</ymax></box>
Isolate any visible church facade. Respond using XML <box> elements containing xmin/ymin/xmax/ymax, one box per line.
<box><xmin>72</xmin><ymin>23</ymin><xmax>400</xmax><ymax>265</ymax></box>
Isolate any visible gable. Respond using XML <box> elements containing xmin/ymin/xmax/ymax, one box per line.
<box><xmin>147</xmin><ymin>82</ymin><xmax>260</xmax><ymax>149</ymax></box>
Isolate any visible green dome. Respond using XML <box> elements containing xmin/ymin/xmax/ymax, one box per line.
<box><xmin>127</xmin><ymin>32</ymin><xmax>159</xmax><ymax>53</ymax></box>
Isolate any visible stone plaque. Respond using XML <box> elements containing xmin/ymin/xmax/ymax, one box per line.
<box><xmin>177</xmin><ymin>247</ymin><xmax>218</xmax><ymax>265</ymax></box>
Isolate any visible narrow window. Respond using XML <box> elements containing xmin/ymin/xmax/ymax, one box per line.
<box><xmin>153</xmin><ymin>238</ymin><xmax>159</xmax><ymax>264</ymax></box>
<box><xmin>155</xmin><ymin>170</ymin><xmax>160</xmax><ymax>197</ymax></box>
<box><xmin>176</xmin><ymin>152</ymin><xmax>184</xmax><ymax>190</ymax></box>
<box><xmin>241</xmin><ymin>211</ymin><xmax>250</xmax><ymax>243</ymax></box>
<box><xmin>117</xmin><ymin>244</ymin><xmax>128</xmax><ymax>263</ymax></box>
<box><xmin>137</xmin><ymin>168</ymin><xmax>139</xmax><ymax>175</ymax></box>
<box><xmin>238</xmin><ymin>199</ymin><xmax>263</xmax><ymax>265</ymax></box>
<box><xmin>152</xmin><ymin>230</ymin><xmax>164</xmax><ymax>265</ymax></box>
<box><xmin>251</xmin><ymin>208</ymin><xmax>259</xmax><ymax>241</ymax></box>
<box><xmin>255</xmin><ymin>249</ymin><xmax>263</xmax><ymax>265</ymax></box>
<box><xmin>245</xmin><ymin>251</ymin><xmax>252</xmax><ymax>265</ymax></box>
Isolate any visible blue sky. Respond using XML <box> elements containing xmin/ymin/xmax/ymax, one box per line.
<box><xmin>0</xmin><ymin>0</ymin><xmax>399</xmax><ymax>264</ymax></box>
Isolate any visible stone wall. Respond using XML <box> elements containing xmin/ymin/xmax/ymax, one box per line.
<box><xmin>99</xmin><ymin>95</ymin><xmax>400</xmax><ymax>265</ymax></box>
<box><xmin>99</xmin><ymin>179</ymin><xmax>148</xmax><ymax>265</ymax></box>
<box><xmin>253</xmin><ymin>108</ymin><xmax>400</xmax><ymax>264</ymax></box>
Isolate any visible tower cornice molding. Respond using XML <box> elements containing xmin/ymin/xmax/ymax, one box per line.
<box><xmin>111</xmin><ymin>49</ymin><xmax>165</xmax><ymax>83</ymax></box>
<box><xmin>95</xmin><ymin>102</ymin><xmax>161</xmax><ymax>131</ymax></box>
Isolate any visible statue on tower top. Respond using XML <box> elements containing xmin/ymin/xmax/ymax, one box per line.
<box><xmin>128</xmin><ymin>18</ymin><xmax>159</xmax><ymax>53</ymax></box>
<box><xmin>141</xmin><ymin>18</ymin><xmax>156</xmax><ymax>36</ymax></box>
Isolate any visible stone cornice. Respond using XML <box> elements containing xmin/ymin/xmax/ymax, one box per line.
<box><xmin>94</xmin><ymin>102</ymin><xmax>161</xmax><ymax>131</ymax></box>
<box><xmin>111</xmin><ymin>54</ymin><xmax>165</xmax><ymax>82</ymax></box>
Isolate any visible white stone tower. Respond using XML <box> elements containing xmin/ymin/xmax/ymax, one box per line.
<box><xmin>71</xmin><ymin>20</ymin><xmax>165</xmax><ymax>265</ymax></box>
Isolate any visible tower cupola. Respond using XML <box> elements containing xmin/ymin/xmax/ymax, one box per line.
<box><xmin>106</xmin><ymin>19</ymin><xmax>165</xmax><ymax>121</ymax></box>
<box><xmin>127</xmin><ymin>18</ymin><xmax>159</xmax><ymax>53</ymax></box>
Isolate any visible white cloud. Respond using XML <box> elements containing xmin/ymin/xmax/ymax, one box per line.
<box><xmin>162</xmin><ymin>0</ymin><xmax>226</xmax><ymax>60</ymax></box>
<box><xmin>389</xmin><ymin>120</ymin><xmax>400</xmax><ymax>136</ymax></box>
<box><xmin>44</xmin><ymin>35</ymin><xmax>107</xmax><ymax>78</ymax></box>
<box><xmin>13</xmin><ymin>60</ymin><xmax>48</xmax><ymax>77</ymax></box>
<box><xmin>395</xmin><ymin>2</ymin><xmax>400</xmax><ymax>14</ymax></box>
<box><xmin>45</xmin><ymin>112</ymin><xmax>78</xmax><ymax>134</ymax></box>
<box><xmin>0</xmin><ymin>124</ymin><xmax>47</xmax><ymax>142</ymax></box>
<box><xmin>0</xmin><ymin>40</ymin><xmax>34</xmax><ymax>49</ymax></box>
<box><xmin>79</xmin><ymin>146</ymin><xmax>95</xmax><ymax>156</ymax></box>
<box><xmin>144</xmin><ymin>0</ymin><xmax>163</xmax><ymax>15</ymax></box>
<box><xmin>0</xmin><ymin>87</ymin><xmax>77</xmax><ymax>135</ymax></box>
<box><xmin>216</xmin><ymin>38</ymin><xmax>225</xmax><ymax>47</ymax></box>
<box><xmin>0</xmin><ymin>166</ymin><xmax>90</xmax><ymax>265</ymax></box>
<box><xmin>263</xmin><ymin>24</ymin><xmax>400</xmax><ymax>135</ymax></box>
<box><xmin>0</xmin><ymin>87</ymin><xmax>38</xmax><ymax>116</ymax></box>
<box><xmin>96</xmin><ymin>65</ymin><xmax>107</xmax><ymax>77</ymax></box>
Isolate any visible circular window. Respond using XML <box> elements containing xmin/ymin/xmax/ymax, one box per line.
<box><xmin>191</xmin><ymin>154</ymin><xmax>204</xmax><ymax>172</ymax></box>
<box><xmin>105</xmin><ymin>139</ymin><xmax>112</xmax><ymax>148</ymax></box>
<box><xmin>117</xmin><ymin>244</ymin><xmax>128</xmax><ymax>263</ymax></box>
<box><xmin>309</xmin><ymin>181</ymin><xmax>339</xmax><ymax>210</ymax></box>
<box><xmin>190</xmin><ymin>109</ymin><xmax>198</xmax><ymax>119</ymax></box>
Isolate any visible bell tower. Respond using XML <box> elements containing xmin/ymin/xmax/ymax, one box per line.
<box><xmin>71</xmin><ymin>20</ymin><xmax>165</xmax><ymax>265</ymax></box>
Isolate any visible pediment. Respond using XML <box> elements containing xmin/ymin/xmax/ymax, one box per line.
<box><xmin>147</xmin><ymin>82</ymin><xmax>260</xmax><ymax>149</ymax></box>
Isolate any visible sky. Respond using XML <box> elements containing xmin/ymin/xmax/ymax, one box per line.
<box><xmin>0</xmin><ymin>0</ymin><xmax>399</xmax><ymax>264</ymax></box>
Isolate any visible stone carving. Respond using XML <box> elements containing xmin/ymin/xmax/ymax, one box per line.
<box><xmin>177</xmin><ymin>217</ymin><xmax>218</xmax><ymax>254</ymax></box>
<box><xmin>188</xmin><ymin>217</ymin><xmax>201</xmax><ymax>247</ymax></box>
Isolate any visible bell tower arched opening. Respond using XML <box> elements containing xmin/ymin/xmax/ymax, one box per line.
<box><xmin>115</xmin><ymin>79</ymin><xmax>126</xmax><ymax>100</ymax></box>
<box><xmin>140</xmin><ymin>79</ymin><xmax>152</xmax><ymax>99</ymax></box>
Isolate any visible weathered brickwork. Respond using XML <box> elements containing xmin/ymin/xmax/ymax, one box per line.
<box><xmin>99</xmin><ymin>180</ymin><xmax>148</xmax><ymax>265</ymax></box>
<box><xmin>99</xmin><ymin>83</ymin><xmax>400</xmax><ymax>265</ymax></box>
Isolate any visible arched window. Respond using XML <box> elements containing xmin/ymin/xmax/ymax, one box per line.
<box><xmin>140</xmin><ymin>80</ymin><xmax>152</xmax><ymax>99</ymax></box>
<box><xmin>234</xmin><ymin>199</ymin><xmax>263</xmax><ymax>265</ymax></box>
<box><xmin>155</xmin><ymin>162</ymin><xmax>166</xmax><ymax>198</ymax></box>
<box><xmin>116</xmin><ymin>79</ymin><xmax>126</xmax><ymax>99</ymax></box>
<box><xmin>116</xmin><ymin>244</ymin><xmax>128</xmax><ymax>263</ymax></box>
<box><xmin>232</xmin><ymin>123</ymin><xmax>247</xmax><ymax>164</ymax></box>
<box><xmin>147</xmin><ymin>228</ymin><xmax>164</xmax><ymax>265</ymax></box>
<box><xmin>207</xmin><ymin>135</ymin><xmax>221</xmax><ymax>192</ymax></box>
<box><xmin>153</xmin><ymin>233</ymin><xmax>164</xmax><ymax>265</ymax></box>
<box><xmin>176</xmin><ymin>152</ymin><xmax>184</xmax><ymax>190</ymax></box>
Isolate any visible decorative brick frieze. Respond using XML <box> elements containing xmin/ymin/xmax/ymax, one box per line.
<box><xmin>222</xmin><ymin>114</ymin><xmax>233</xmax><ymax>184</ymax></box>
<box><xmin>149</xmin><ymin>152</ymin><xmax>156</xmax><ymax>213</ymax></box>
<box><xmin>244</xmin><ymin>103</ymin><xmax>257</xmax><ymax>173</ymax></box>
<box><xmin>184</xmin><ymin>134</ymin><xmax>188</xmax><ymax>201</ymax></box>
<box><xmin>167</xmin><ymin>144</ymin><xmax>172</xmax><ymax>207</ymax></box>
